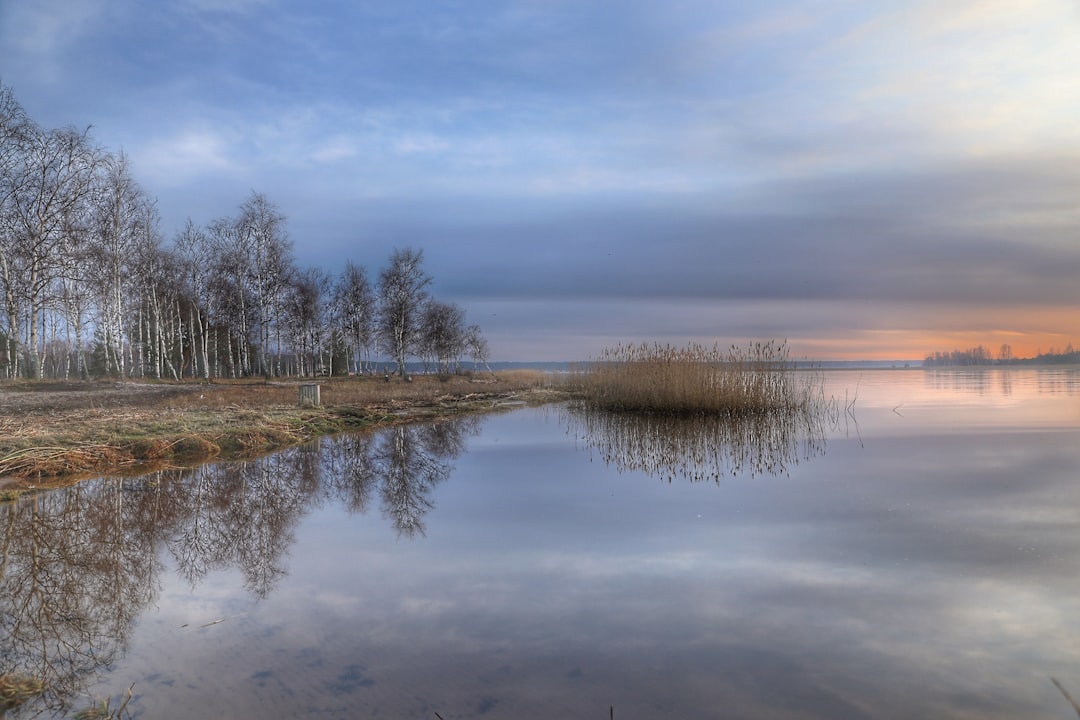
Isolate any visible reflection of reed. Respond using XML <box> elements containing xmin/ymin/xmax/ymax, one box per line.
<box><xmin>565</xmin><ymin>402</ymin><xmax>829</xmax><ymax>482</ymax></box>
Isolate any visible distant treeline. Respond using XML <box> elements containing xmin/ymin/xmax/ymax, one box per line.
<box><xmin>923</xmin><ymin>343</ymin><xmax>1080</xmax><ymax>367</ymax></box>
<box><xmin>0</xmin><ymin>82</ymin><xmax>488</xmax><ymax>380</ymax></box>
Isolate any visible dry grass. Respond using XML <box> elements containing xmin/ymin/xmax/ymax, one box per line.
<box><xmin>0</xmin><ymin>371</ymin><xmax>563</xmax><ymax>484</ymax></box>
<box><xmin>0</xmin><ymin>673</ymin><xmax>45</xmax><ymax>710</ymax></box>
<box><xmin>72</xmin><ymin>682</ymin><xmax>136</xmax><ymax>720</ymax></box>
<box><xmin>159</xmin><ymin>370</ymin><xmax>550</xmax><ymax>410</ymax></box>
<box><xmin>571</xmin><ymin>340</ymin><xmax>817</xmax><ymax>416</ymax></box>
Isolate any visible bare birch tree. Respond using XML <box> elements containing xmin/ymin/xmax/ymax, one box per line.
<box><xmin>91</xmin><ymin>151</ymin><xmax>144</xmax><ymax>376</ymax></box>
<box><xmin>419</xmin><ymin>300</ymin><xmax>466</xmax><ymax>375</ymax></box>
<box><xmin>55</xmin><ymin>176</ymin><xmax>97</xmax><ymax>379</ymax></box>
<box><xmin>1</xmin><ymin>120</ymin><xmax>99</xmax><ymax>378</ymax></box>
<box><xmin>208</xmin><ymin>216</ymin><xmax>253</xmax><ymax>377</ymax></box>
<box><xmin>0</xmin><ymin>83</ymin><xmax>31</xmax><ymax>376</ymax></box>
<box><xmin>376</xmin><ymin>247</ymin><xmax>431</xmax><ymax>377</ymax></box>
<box><xmin>129</xmin><ymin>199</ymin><xmax>180</xmax><ymax>380</ymax></box>
<box><xmin>280</xmin><ymin>266</ymin><xmax>326</xmax><ymax>376</ymax></box>
<box><xmin>237</xmin><ymin>192</ymin><xmax>293</xmax><ymax>376</ymax></box>
<box><xmin>464</xmin><ymin>324</ymin><xmax>492</xmax><ymax>375</ymax></box>
<box><xmin>174</xmin><ymin>219</ymin><xmax>215</xmax><ymax>379</ymax></box>
<box><xmin>332</xmin><ymin>261</ymin><xmax>375</xmax><ymax>375</ymax></box>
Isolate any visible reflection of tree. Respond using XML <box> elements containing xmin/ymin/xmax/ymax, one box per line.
<box><xmin>564</xmin><ymin>403</ymin><xmax>829</xmax><ymax>482</ymax></box>
<box><xmin>0</xmin><ymin>415</ymin><xmax>480</xmax><ymax>715</ymax></box>
<box><xmin>0</xmin><ymin>481</ymin><xmax>161</xmax><ymax>714</ymax></box>
<box><xmin>323</xmin><ymin>416</ymin><xmax>480</xmax><ymax>537</ymax></box>
<box><xmin>0</xmin><ymin>455</ymin><xmax>314</xmax><ymax>715</ymax></box>
<box><xmin>416</xmin><ymin>416</ymin><xmax>480</xmax><ymax>459</ymax></box>
<box><xmin>321</xmin><ymin>433</ymin><xmax>379</xmax><ymax>514</ymax></box>
<box><xmin>169</xmin><ymin>464</ymin><xmax>225</xmax><ymax>588</ymax></box>
<box><xmin>167</xmin><ymin>451</ymin><xmax>314</xmax><ymax>599</ymax></box>
<box><xmin>924</xmin><ymin>368</ymin><xmax>993</xmax><ymax>395</ymax></box>
<box><xmin>375</xmin><ymin>426</ymin><xmax>450</xmax><ymax>537</ymax></box>
<box><xmin>375</xmin><ymin>417</ymin><xmax>480</xmax><ymax>537</ymax></box>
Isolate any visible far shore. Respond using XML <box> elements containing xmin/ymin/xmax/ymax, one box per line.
<box><xmin>0</xmin><ymin>371</ymin><xmax>568</xmax><ymax>497</ymax></box>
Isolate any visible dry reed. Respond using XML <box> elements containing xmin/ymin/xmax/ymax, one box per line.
<box><xmin>573</xmin><ymin>340</ymin><xmax>816</xmax><ymax>416</ymax></box>
<box><xmin>72</xmin><ymin>682</ymin><xmax>136</xmax><ymax>720</ymax></box>
<box><xmin>0</xmin><ymin>673</ymin><xmax>45</xmax><ymax>710</ymax></box>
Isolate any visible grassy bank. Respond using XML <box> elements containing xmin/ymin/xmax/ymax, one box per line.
<box><xmin>0</xmin><ymin>371</ymin><xmax>564</xmax><ymax>492</ymax></box>
<box><xmin>572</xmin><ymin>340</ymin><xmax>818</xmax><ymax>415</ymax></box>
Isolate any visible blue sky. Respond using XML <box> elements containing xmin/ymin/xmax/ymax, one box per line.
<box><xmin>2</xmin><ymin>0</ymin><xmax>1079</xmax><ymax>360</ymax></box>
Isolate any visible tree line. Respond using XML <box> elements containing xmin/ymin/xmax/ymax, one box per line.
<box><xmin>923</xmin><ymin>343</ymin><xmax>1079</xmax><ymax>367</ymax></box>
<box><xmin>0</xmin><ymin>82</ymin><xmax>488</xmax><ymax>380</ymax></box>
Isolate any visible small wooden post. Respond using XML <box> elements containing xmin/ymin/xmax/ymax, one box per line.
<box><xmin>298</xmin><ymin>383</ymin><xmax>321</xmax><ymax>407</ymax></box>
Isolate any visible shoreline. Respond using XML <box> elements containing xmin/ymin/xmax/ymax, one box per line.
<box><xmin>0</xmin><ymin>374</ymin><xmax>568</xmax><ymax>497</ymax></box>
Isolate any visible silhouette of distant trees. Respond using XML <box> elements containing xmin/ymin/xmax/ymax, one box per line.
<box><xmin>923</xmin><ymin>345</ymin><xmax>996</xmax><ymax>367</ymax></box>
<box><xmin>0</xmin><ymin>82</ymin><xmax>486</xmax><ymax>379</ymax></box>
<box><xmin>1023</xmin><ymin>344</ymin><xmax>1080</xmax><ymax>365</ymax></box>
<box><xmin>923</xmin><ymin>343</ymin><xmax>1079</xmax><ymax>367</ymax></box>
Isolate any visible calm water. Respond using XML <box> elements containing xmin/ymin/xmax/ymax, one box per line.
<box><xmin>3</xmin><ymin>369</ymin><xmax>1080</xmax><ymax>719</ymax></box>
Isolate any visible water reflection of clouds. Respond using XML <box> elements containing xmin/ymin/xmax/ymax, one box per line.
<box><xmin>311</xmin><ymin>416</ymin><xmax>1071</xmax><ymax>716</ymax></box>
<box><xmin>255</xmin><ymin>407</ymin><xmax>1080</xmax><ymax>717</ymax></box>
<box><xmin>435</xmin><ymin>405</ymin><xmax>1080</xmax><ymax>716</ymax></box>
<box><xmin>271</xmin><ymin>544</ymin><xmax>1078</xmax><ymax>717</ymax></box>
<box><xmin>818</xmin><ymin>369</ymin><xmax>1080</xmax><ymax>434</ymax></box>
<box><xmin>800</xmin><ymin>434</ymin><xmax>1080</xmax><ymax>576</ymax></box>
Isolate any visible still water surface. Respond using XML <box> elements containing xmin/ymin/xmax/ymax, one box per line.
<box><xmin>3</xmin><ymin>369</ymin><xmax>1080</xmax><ymax>719</ymax></box>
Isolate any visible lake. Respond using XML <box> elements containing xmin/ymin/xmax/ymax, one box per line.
<box><xmin>3</xmin><ymin>368</ymin><xmax>1080</xmax><ymax>719</ymax></box>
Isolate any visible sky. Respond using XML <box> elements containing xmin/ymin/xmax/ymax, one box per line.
<box><xmin>2</xmin><ymin>0</ymin><xmax>1079</xmax><ymax>361</ymax></box>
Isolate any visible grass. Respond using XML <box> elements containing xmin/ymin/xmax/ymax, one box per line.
<box><xmin>571</xmin><ymin>340</ymin><xmax>818</xmax><ymax>416</ymax></box>
<box><xmin>0</xmin><ymin>371</ymin><xmax>563</xmax><ymax>485</ymax></box>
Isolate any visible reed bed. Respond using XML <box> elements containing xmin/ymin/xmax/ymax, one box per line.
<box><xmin>573</xmin><ymin>340</ymin><xmax>816</xmax><ymax>416</ymax></box>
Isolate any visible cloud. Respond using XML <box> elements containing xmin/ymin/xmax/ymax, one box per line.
<box><xmin>393</xmin><ymin>133</ymin><xmax>451</xmax><ymax>156</ymax></box>
<box><xmin>311</xmin><ymin>136</ymin><xmax>359</xmax><ymax>164</ymax></box>
<box><xmin>409</xmin><ymin>152</ymin><xmax>1080</xmax><ymax>310</ymax></box>
<box><xmin>184</xmin><ymin>0</ymin><xmax>270</xmax><ymax>13</ymax></box>
<box><xmin>805</xmin><ymin>0</ymin><xmax>1080</xmax><ymax>154</ymax></box>
<box><xmin>0</xmin><ymin>0</ymin><xmax>108</xmax><ymax>61</ymax></box>
<box><xmin>137</xmin><ymin>127</ymin><xmax>242</xmax><ymax>186</ymax></box>
<box><xmin>3</xmin><ymin>0</ymin><xmax>1080</xmax><ymax>359</ymax></box>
